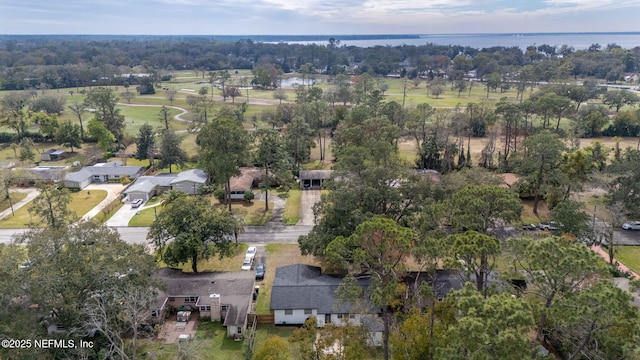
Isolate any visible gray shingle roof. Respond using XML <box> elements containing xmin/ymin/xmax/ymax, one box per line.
<box><xmin>152</xmin><ymin>268</ymin><xmax>254</xmax><ymax>322</ymax></box>
<box><xmin>125</xmin><ymin>175</ymin><xmax>177</xmax><ymax>194</ymax></box>
<box><xmin>299</xmin><ymin>170</ymin><xmax>334</xmax><ymax>180</ymax></box>
<box><xmin>270</xmin><ymin>264</ymin><xmax>368</xmax><ymax>313</ymax></box>
<box><xmin>64</xmin><ymin>164</ymin><xmax>144</xmax><ymax>182</ymax></box>
<box><xmin>170</xmin><ymin>169</ymin><xmax>208</xmax><ymax>185</ymax></box>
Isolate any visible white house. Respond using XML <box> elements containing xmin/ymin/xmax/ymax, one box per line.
<box><xmin>64</xmin><ymin>162</ymin><xmax>144</xmax><ymax>189</ymax></box>
<box><xmin>124</xmin><ymin>174</ymin><xmax>176</xmax><ymax>202</ymax></box>
<box><xmin>170</xmin><ymin>169</ymin><xmax>208</xmax><ymax>195</ymax></box>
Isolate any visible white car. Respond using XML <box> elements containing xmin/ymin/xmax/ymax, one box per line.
<box><xmin>131</xmin><ymin>199</ymin><xmax>144</xmax><ymax>209</ymax></box>
<box><xmin>241</xmin><ymin>258</ymin><xmax>252</xmax><ymax>271</ymax></box>
<box><xmin>622</xmin><ymin>221</ymin><xmax>640</xmax><ymax>231</ymax></box>
<box><xmin>245</xmin><ymin>247</ymin><xmax>257</xmax><ymax>260</ymax></box>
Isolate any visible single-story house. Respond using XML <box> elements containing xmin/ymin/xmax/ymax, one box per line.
<box><xmin>271</xmin><ymin>264</ymin><xmax>474</xmax><ymax>346</ymax></box>
<box><xmin>229</xmin><ymin>168</ymin><xmax>260</xmax><ymax>200</ymax></box>
<box><xmin>623</xmin><ymin>73</ymin><xmax>639</xmax><ymax>84</ymax></box>
<box><xmin>152</xmin><ymin>268</ymin><xmax>255</xmax><ymax>338</ymax></box>
<box><xmin>64</xmin><ymin>162</ymin><xmax>144</xmax><ymax>189</ymax></box>
<box><xmin>299</xmin><ymin>170</ymin><xmax>333</xmax><ymax>190</ymax></box>
<box><xmin>12</xmin><ymin>166</ymin><xmax>69</xmax><ymax>187</ymax></box>
<box><xmin>124</xmin><ymin>174</ymin><xmax>177</xmax><ymax>202</ymax></box>
<box><xmin>170</xmin><ymin>169</ymin><xmax>208</xmax><ymax>195</ymax></box>
<box><xmin>270</xmin><ymin>264</ymin><xmax>381</xmax><ymax>345</ymax></box>
<box><xmin>41</xmin><ymin>149</ymin><xmax>66</xmax><ymax>162</ymax></box>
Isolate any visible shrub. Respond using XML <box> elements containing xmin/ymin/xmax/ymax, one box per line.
<box><xmin>214</xmin><ymin>188</ymin><xmax>226</xmax><ymax>202</ymax></box>
<box><xmin>244</xmin><ymin>191</ymin><xmax>255</xmax><ymax>202</ymax></box>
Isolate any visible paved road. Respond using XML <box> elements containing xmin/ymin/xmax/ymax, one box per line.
<box><xmin>0</xmin><ymin>225</ymin><xmax>313</xmax><ymax>245</ymax></box>
<box><xmin>0</xmin><ymin>188</ymin><xmax>40</xmax><ymax>220</ymax></box>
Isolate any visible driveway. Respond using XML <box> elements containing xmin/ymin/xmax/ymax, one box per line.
<box><xmin>0</xmin><ymin>188</ymin><xmax>40</xmax><ymax>220</ymax></box>
<box><xmin>82</xmin><ymin>184</ymin><xmax>125</xmax><ymax>220</ymax></box>
<box><xmin>299</xmin><ymin>190</ymin><xmax>322</xmax><ymax>226</ymax></box>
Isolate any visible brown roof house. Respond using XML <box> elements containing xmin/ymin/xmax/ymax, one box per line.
<box><xmin>229</xmin><ymin>168</ymin><xmax>260</xmax><ymax>200</ymax></box>
<box><xmin>299</xmin><ymin>170</ymin><xmax>333</xmax><ymax>190</ymax></box>
<box><xmin>151</xmin><ymin>268</ymin><xmax>256</xmax><ymax>338</ymax></box>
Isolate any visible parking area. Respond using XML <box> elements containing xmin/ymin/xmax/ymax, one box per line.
<box><xmin>614</xmin><ymin>229</ymin><xmax>640</xmax><ymax>246</ymax></box>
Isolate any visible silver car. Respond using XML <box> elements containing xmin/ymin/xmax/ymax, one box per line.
<box><xmin>622</xmin><ymin>221</ymin><xmax>640</xmax><ymax>230</ymax></box>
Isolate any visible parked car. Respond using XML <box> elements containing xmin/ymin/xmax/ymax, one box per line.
<box><xmin>131</xmin><ymin>199</ymin><xmax>144</xmax><ymax>209</ymax></box>
<box><xmin>255</xmin><ymin>263</ymin><xmax>265</xmax><ymax>280</ymax></box>
<box><xmin>539</xmin><ymin>221</ymin><xmax>562</xmax><ymax>231</ymax></box>
<box><xmin>522</xmin><ymin>223</ymin><xmax>538</xmax><ymax>231</ymax></box>
<box><xmin>19</xmin><ymin>259</ymin><xmax>34</xmax><ymax>269</ymax></box>
<box><xmin>241</xmin><ymin>258</ymin><xmax>252</xmax><ymax>271</ymax></box>
<box><xmin>622</xmin><ymin>221</ymin><xmax>640</xmax><ymax>230</ymax></box>
<box><xmin>245</xmin><ymin>246</ymin><xmax>257</xmax><ymax>260</ymax></box>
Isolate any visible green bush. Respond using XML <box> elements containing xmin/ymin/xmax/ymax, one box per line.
<box><xmin>214</xmin><ymin>188</ymin><xmax>226</xmax><ymax>202</ymax></box>
<box><xmin>244</xmin><ymin>191</ymin><xmax>255</xmax><ymax>202</ymax></box>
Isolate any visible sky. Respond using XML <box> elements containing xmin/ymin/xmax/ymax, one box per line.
<box><xmin>1</xmin><ymin>0</ymin><xmax>640</xmax><ymax>35</ymax></box>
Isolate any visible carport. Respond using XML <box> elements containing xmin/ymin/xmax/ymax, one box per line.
<box><xmin>299</xmin><ymin>170</ymin><xmax>333</xmax><ymax>190</ymax></box>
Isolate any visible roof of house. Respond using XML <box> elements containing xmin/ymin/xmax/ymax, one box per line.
<box><xmin>501</xmin><ymin>173</ymin><xmax>520</xmax><ymax>188</ymax></box>
<box><xmin>64</xmin><ymin>164</ymin><xmax>144</xmax><ymax>183</ymax></box>
<box><xmin>153</xmin><ymin>268</ymin><xmax>255</xmax><ymax>325</ymax></box>
<box><xmin>299</xmin><ymin>170</ymin><xmax>334</xmax><ymax>180</ymax></box>
<box><xmin>125</xmin><ymin>175</ymin><xmax>177</xmax><ymax>194</ymax></box>
<box><xmin>170</xmin><ymin>169</ymin><xmax>208</xmax><ymax>185</ymax></box>
<box><xmin>270</xmin><ymin>264</ymin><xmax>369</xmax><ymax>314</ymax></box>
<box><xmin>13</xmin><ymin>166</ymin><xmax>69</xmax><ymax>180</ymax></box>
<box><xmin>229</xmin><ymin>168</ymin><xmax>259</xmax><ymax>191</ymax></box>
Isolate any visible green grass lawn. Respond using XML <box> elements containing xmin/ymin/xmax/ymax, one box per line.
<box><xmin>118</xmin><ymin>104</ymin><xmax>189</xmax><ymax>136</ymax></box>
<box><xmin>0</xmin><ymin>190</ymin><xmax>107</xmax><ymax>228</ymax></box>
<box><xmin>157</xmin><ymin>243</ymin><xmax>248</xmax><ymax>273</ymax></box>
<box><xmin>138</xmin><ymin>321</ymin><xmax>244</xmax><ymax>360</ymax></box>
<box><xmin>612</xmin><ymin>246</ymin><xmax>640</xmax><ymax>274</ymax></box>
<box><xmin>212</xmin><ymin>200</ymin><xmax>274</xmax><ymax>226</ymax></box>
<box><xmin>282</xmin><ymin>190</ymin><xmax>301</xmax><ymax>225</ymax></box>
<box><xmin>0</xmin><ymin>192</ymin><xmax>28</xmax><ymax>214</ymax></box>
<box><xmin>128</xmin><ymin>207</ymin><xmax>157</xmax><ymax>227</ymax></box>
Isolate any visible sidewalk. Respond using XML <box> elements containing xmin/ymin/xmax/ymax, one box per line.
<box><xmin>591</xmin><ymin>245</ymin><xmax>640</xmax><ymax>279</ymax></box>
<box><xmin>0</xmin><ymin>189</ymin><xmax>40</xmax><ymax>220</ymax></box>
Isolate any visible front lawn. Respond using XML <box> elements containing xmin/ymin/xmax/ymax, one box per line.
<box><xmin>255</xmin><ymin>244</ymin><xmax>320</xmax><ymax>314</ymax></box>
<box><xmin>282</xmin><ymin>190</ymin><xmax>301</xmax><ymax>225</ymax></box>
<box><xmin>613</xmin><ymin>246</ymin><xmax>640</xmax><ymax>274</ymax></box>
<box><xmin>0</xmin><ymin>190</ymin><xmax>106</xmax><ymax>228</ymax></box>
<box><xmin>0</xmin><ymin>192</ymin><xmax>28</xmax><ymax>214</ymax></box>
<box><xmin>156</xmin><ymin>243</ymin><xmax>248</xmax><ymax>273</ymax></box>
<box><xmin>213</xmin><ymin>200</ymin><xmax>274</xmax><ymax>226</ymax></box>
<box><xmin>128</xmin><ymin>207</ymin><xmax>157</xmax><ymax>227</ymax></box>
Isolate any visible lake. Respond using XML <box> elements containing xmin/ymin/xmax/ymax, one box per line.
<box><xmin>270</xmin><ymin>33</ymin><xmax>640</xmax><ymax>50</ymax></box>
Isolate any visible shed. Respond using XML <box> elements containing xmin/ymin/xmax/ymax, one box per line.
<box><xmin>41</xmin><ymin>149</ymin><xmax>66</xmax><ymax>162</ymax></box>
<box><xmin>299</xmin><ymin>170</ymin><xmax>333</xmax><ymax>190</ymax></box>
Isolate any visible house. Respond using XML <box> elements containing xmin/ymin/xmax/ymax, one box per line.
<box><xmin>270</xmin><ymin>264</ymin><xmax>382</xmax><ymax>345</ymax></box>
<box><xmin>229</xmin><ymin>168</ymin><xmax>259</xmax><ymax>200</ymax></box>
<box><xmin>299</xmin><ymin>170</ymin><xmax>333</xmax><ymax>190</ymax></box>
<box><xmin>124</xmin><ymin>174</ymin><xmax>177</xmax><ymax>202</ymax></box>
<box><xmin>64</xmin><ymin>162</ymin><xmax>144</xmax><ymax>189</ymax></box>
<box><xmin>623</xmin><ymin>73</ymin><xmax>639</xmax><ymax>84</ymax></box>
<box><xmin>170</xmin><ymin>169</ymin><xmax>208</xmax><ymax>195</ymax></box>
<box><xmin>271</xmin><ymin>264</ymin><xmax>474</xmax><ymax>346</ymax></box>
<box><xmin>151</xmin><ymin>268</ymin><xmax>255</xmax><ymax>338</ymax></box>
<box><xmin>40</xmin><ymin>149</ymin><xmax>66</xmax><ymax>162</ymax></box>
<box><xmin>12</xmin><ymin>166</ymin><xmax>69</xmax><ymax>187</ymax></box>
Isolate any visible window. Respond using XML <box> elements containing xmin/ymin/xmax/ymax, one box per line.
<box><xmin>151</xmin><ymin>310</ymin><xmax>159</xmax><ymax>318</ymax></box>
<box><xmin>201</xmin><ymin>306</ymin><xmax>211</xmax><ymax>312</ymax></box>
<box><xmin>221</xmin><ymin>305</ymin><xmax>229</xmax><ymax>311</ymax></box>
<box><xmin>114</xmin><ymin>175</ymin><xmax>120</xmax><ymax>179</ymax></box>
<box><xmin>437</xmin><ymin>294</ymin><xmax>445</xmax><ymax>302</ymax></box>
<box><xmin>284</xmin><ymin>309</ymin><xmax>293</xmax><ymax>315</ymax></box>
<box><xmin>237</xmin><ymin>327</ymin><xmax>242</xmax><ymax>334</ymax></box>
<box><xmin>349</xmin><ymin>314</ymin><xmax>356</xmax><ymax>319</ymax></box>
<box><xmin>304</xmin><ymin>309</ymin><xmax>313</xmax><ymax>315</ymax></box>
<box><xmin>185</xmin><ymin>296</ymin><xmax>198</xmax><ymax>303</ymax></box>
<box><xmin>168</xmin><ymin>297</ymin><xmax>175</xmax><ymax>302</ymax></box>
<box><xmin>337</xmin><ymin>313</ymin><xmax>346</xmax><ymax>319</ymax></box>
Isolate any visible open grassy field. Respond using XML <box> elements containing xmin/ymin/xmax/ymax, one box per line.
<box><xmin>282</xmin><ymin>190</ymin><xmax>301</xmax><ymax>225</ymax></box>
<box><xmin>255</xmin><ymin>244</ymin><xmax>320</xmax><ymax>314</ymax></box>
<box><xmin>118</xmin><ymin>104</ymin><xmax>189</xmax><ymax>136</ymax></box>
<box><xmin>0</xmin><ymin>189</ymin><xmax>106</xmax><ymax>228</ymax></box>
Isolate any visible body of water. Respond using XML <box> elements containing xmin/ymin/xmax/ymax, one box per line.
<box><xmin>274</xmin><ymin>33</ymin><xmax>640</xmax><ymax>50</ymax></box>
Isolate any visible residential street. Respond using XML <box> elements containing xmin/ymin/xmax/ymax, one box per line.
<box><xmin>0</xmin><ymin>225</ymin><xmax>313</xmax><ymax>245</ymax></box>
